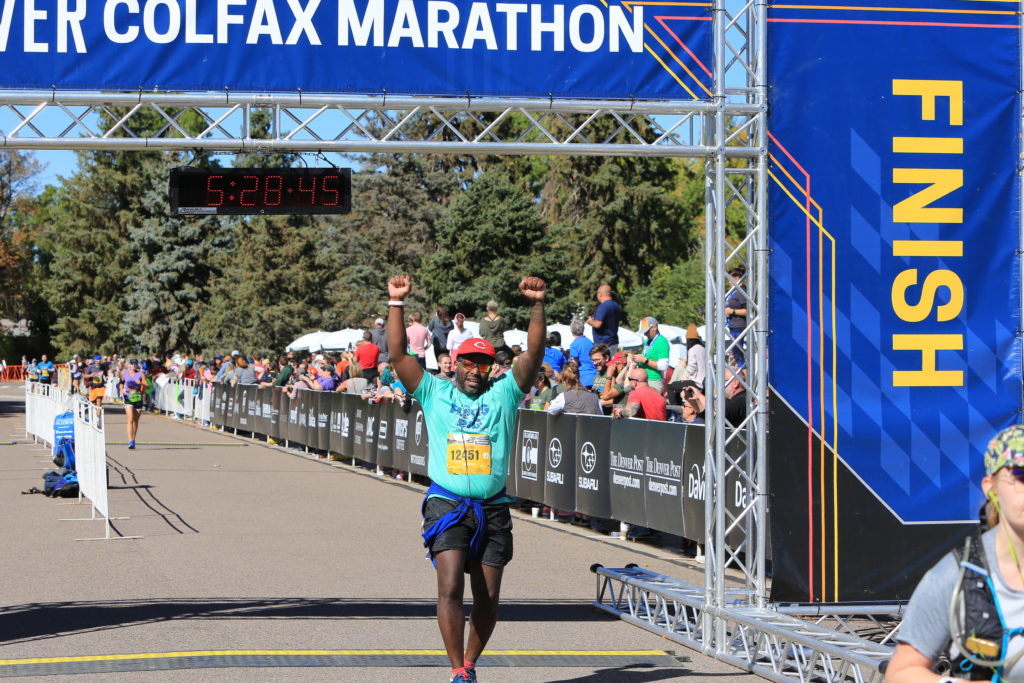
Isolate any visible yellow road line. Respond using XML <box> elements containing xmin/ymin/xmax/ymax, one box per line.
<box><xmin>0</xmin><ymin>650</ymin><xmax>669</xmax><ymax>666</ymax></box>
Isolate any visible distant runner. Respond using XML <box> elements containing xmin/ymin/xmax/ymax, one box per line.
<box><xmin>386</xmin><ymin>273</ymin><xmax>546</xmax><ymax>683</ymax></box>
<box><xmin>121</xmin><ymin>358</ymin><xmax>148</xmax><ymax>449</ymax></box>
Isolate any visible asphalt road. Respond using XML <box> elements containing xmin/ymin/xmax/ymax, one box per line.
<box><xmin>0</xmin><ymin>382</ymin><xmax>758</xmax><ymax>682</ymax></box>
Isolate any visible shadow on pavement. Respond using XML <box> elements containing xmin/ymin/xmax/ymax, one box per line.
<box><xmin>0</xmin><ymin>597</ymin><xmax>613</xmax><ymax>644</ymax></box>
<box><xmin>105</xmin><ymin>455</ymin><xmax>199</xmax><ymax>535</ymax></box>
<box><xmin>547</xmin><ymin>667</ymin><xmax>736</xmax><ymax>681</ymax></box>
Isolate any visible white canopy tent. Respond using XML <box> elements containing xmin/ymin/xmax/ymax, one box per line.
<box><xmin>320</xmin><ymin>328</ymin><xmax>366</xmax><ymax>352</ymax></box>
<box><xmin>285</xmin><ymin>331</ymin><xmax>331</xmax><ymax>353</ymax></box>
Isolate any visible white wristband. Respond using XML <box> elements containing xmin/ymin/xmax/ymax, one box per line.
<box><xmin>388</xmin><ymin>300</ymin><xmax>405</xmax><ymax>307</ymax></box>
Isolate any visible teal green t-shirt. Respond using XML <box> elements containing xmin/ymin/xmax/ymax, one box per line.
<box><xmin>412</xmin><ymin>372</ymin><xmax>526</xmax><ymax>500</ymax></box>
<box><xmin>643</xmin><ymin>333</ymin><xmax>670</xmax><ymax>382</ymax></box>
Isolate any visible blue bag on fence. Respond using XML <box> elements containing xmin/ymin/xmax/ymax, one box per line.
<box><xmin>53</xmin><ymin>410</ymin><xmax>74</xmax><ymax>453</ymax></box>
<box><xmin>52</xmin><ymin>437</ymin><xmax>76</xmax><ymax>470</ymax></box>
<box><xmin>42</xmin><ymin>469</ymin><xmax>78</xmax><ymax>498</ymax></box>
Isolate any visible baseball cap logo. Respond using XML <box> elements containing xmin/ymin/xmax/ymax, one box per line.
<box><xmin>472</xmin><ymin>341</ymin><xmax>487</xmax><ymax>351</ymax></box>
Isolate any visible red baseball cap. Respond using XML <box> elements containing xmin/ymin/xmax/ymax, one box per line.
<box><xmin>456</xmin><ymin>338</ymin><xmax>496</xmax><ymax>360</ymax></box>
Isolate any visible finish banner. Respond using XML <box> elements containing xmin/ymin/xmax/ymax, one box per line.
<box><xmin>0</xmin><ymin>0</ymin><xmax>712</xmax><ymax>99</ymax></box>
<box><xmin>767</xmin><ymin>0</ymin><xmax>1022</xmax><ymax>601</ymax></box>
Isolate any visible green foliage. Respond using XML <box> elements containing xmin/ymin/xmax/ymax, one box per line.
<box><xmin>625</xmin><ymin>257</ymin><xmax>706</xmax><ymax>329</ymax></box>
<box><xmin>420</xmin><ymin>167</ymin><xmax>573</xmax><ymax>327</ymax></box>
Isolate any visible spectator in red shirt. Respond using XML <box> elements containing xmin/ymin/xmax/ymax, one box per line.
<box><xmin>612</xmin><ymin>369</ymin><xmax>667</xmax><ymax>421</ymax></box>
<box><xmin>354</xmin><ymin>331</ymin><xmax>381</xmax><ymax>384</ymax></box>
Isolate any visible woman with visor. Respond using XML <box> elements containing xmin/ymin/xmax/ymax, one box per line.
<box><xmin>121</xmin><ymin>358</ymin><xmax>148</xmax><ymax>450</ymax></box>
<box><xmin>887</xmin><ymin>425</ymin><xmax>1024</xmax><ymax>682</ymax></box>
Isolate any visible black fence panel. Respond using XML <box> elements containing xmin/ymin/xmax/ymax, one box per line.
<box><xmin>286</xmin><ymin>393</ymin><xmax>301</xmax><ymax>446</ymax></box>
<box><xmin>339</xmin><ymin>393</ymin><xmax>356</xmax><ymax>458</ymax></box>
<box><xmin>361</xmin><ymin>400</ymin><xmax>378</xmax><ymax>464</ymax></box>
<box><xmin>329</xmin><ymin>393</ymin><xmax>345</xmax><ymax>455</ymax></box>
<box><xmin>375</xmin><ymin>400</ymin><xmax>394</xmax><ymax>469</ymax></box>
<box><xmin>391</xmin><ymin>400</ymin><xmax>412</xmax><ymax>473</ymax></box>
<box><xmin>244</xmin><ymin>385</ymin><xmax>258</xmax><ymax>433</ymax></box>
<box><xmin>225</xmin><ymin>384</ymin><xmax>236</xmax><ymax>430</ymax></box>
<box><xmin>543</xmin><ymin>413</ymin><xmax>576</xmax><ymax>511</ymax></box>
<box><xmin>608</xmin><ymin>418</ymin><xmax>647</xmax><ymax>527</ymax></box>
<box><xmin>512</xmin><ymin>409</ymin><xmax>545</xmax><ymax>503</ymax></box>
<box><xmin>406</xmin><ymin>400</ymin><xmax>429</xmax><ymax>476</ymax></box>
<box><xmin>306</xmin><ymin>391</ymin><xmax>318</xmax><ymax>449</ymax></box>
<box><xmin>574</xmin><ymin>415</ymin><xmax>612</xmax><ymax>519</ymax></box>
<box><xmin>272</xmin><ymin>386</ymin><xmax>286</xmax><ymax>440</ymax></box>
<box><xmin>316</xmin><ymin>391</ymin><xmax>331</xmax><ymax>451</ymax></box>
<box><xmin>642</xmin><ymin>421</ymin><xmax>686</xmax><ymax>537</ymax></box>
<box><xmin>681</xmin><ymin>424</ymin><xmax>706</xmax><ymax>543</ymax></box>
<box><xmin>212</xmin><ymin>384</ymin><xmax>225</xmax><ymax>425</ymax></box>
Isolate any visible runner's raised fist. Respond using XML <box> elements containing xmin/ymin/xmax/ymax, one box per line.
<box><xmin>388</xmin><ymin>274</ymin><xmax>413</xmax><ymax>300</ymax></box>
<box><xmin>519</xmin><ymin>277</ymin><xmax>546</xmax><ymax>302</ymax></box>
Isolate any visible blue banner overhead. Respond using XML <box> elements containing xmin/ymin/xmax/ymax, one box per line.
<box><xmin>767</xmin><ymin>0</ymin><xmax>1022</xmax><ymax>601</ymax></box>
<box><xmin>0</xmin><ymin>0</ymin><xmax>712</xmax><ymax>99</ymax></box>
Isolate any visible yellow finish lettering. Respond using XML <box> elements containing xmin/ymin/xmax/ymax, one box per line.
<box><xmin>892</xmin><ymin>137</ymin><xmax>963</xmax><ymax>154</ymax></box>
<box><xmin>891</xmin><ymin>269</ymin><xmax>964</xmax><ymax>323</ymax></box>
<box><xmin>892</xmin><ymin>79</ymin><xmax>963</xmax><ymax>126</ymax></box>
<box><xmin>892</xmin><ymin>334</ymin><xmax>964</xmax><ymax>387</ymax></box>
<box><xmin>891</xmin><ymin>240</ymin><xmax>963</xmax><ymax>258</ymax></box>
<box><xmin>892</xmin><ymin>168</ymin><xmax>963</xmax><ymax>224</ymax></box>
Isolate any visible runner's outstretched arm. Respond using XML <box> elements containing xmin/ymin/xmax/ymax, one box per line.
<box><xmin>513</xmin><ymin>277</ymin><xmax>547</xmax><ymax>394</ymax></box>
<box><xmin>387</xmin><ymin>274</ymin><xmax>424</xmax><ymax>394</ymax></box>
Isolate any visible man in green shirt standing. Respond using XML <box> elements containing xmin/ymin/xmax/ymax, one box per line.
<box><xmin>631</xmin><ymin>316</ymin><xmax>670</xmax><ymax>393</ymax></box>
<box><xmin>386</xmin><ymin>273</ymin><xmax>546</xmax><ymax>683</ymax></box>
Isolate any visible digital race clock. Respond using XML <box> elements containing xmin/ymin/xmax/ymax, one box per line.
<box><xmin>169</xmin><ymin>167</ymin><xmax>352</xmax><ymax>216</ymax></box>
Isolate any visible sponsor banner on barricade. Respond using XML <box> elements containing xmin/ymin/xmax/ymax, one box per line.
<box><xmin>681</xmin><ymin>424</ymin><xmax>706</xmax><ymax>544</ymax></box>
<box><xmin>315</xmin><ymin>391</ymin><xmax>330</xmax><ymax>451</ymax></box>
<box><xmin>353</xmin><ymin>399</ymin><xmax>366</xmax><ymax>453</ymax></box>
<box><xmin>269</xmin><ymin>387</ymin><xmax>282</xmax><ymax>439</ymax></box>
<box><xmin>225</xmin><ymin>384</ymin><xmax>237</xmax><ymax>430</ymax></box>
<box><xmin>361</xmin><ymin>400</ymin><xmax>379</xmax><ymax>464</ymax></box>
<box><xmin>211</xmin><ymin>384</ymin><xmax>223</xmax><ymax>425</ymax></box>
<box><xmin>725</xmin><ymin>434</ymin><xmax>750</xmax><ymax>550</ymax></box>
<box><xmin>608</xmin><ymin>417</ymin><xmax>647</xmax><ymax>527</ymax></box>
<box><xmin>305</xmin><ymin>390</ymin><xmax>318</xmax><ymax>448</ymax></box>
<box><xmin>329</xmin><ymin>393</ymin><xmax>345</xmax><ymax>455</ymax></box>
<box><xmin>340</xmin><ymin>393</ymin><xmax>357</xmax><ymax>458</ymax></box>
<box><xmin>406</xmin><ymin>400</ymin><xmax>429</xmax><ymax>476</ymax></box>
<box><xmin>376</xmin><ymin>400</ymin><xmax>393</xmax><ymax>468</ymax></box>
<box><xmin>294</xmin><ymin>390</ymin><xmax>308</xmax><ymax>446</ymax></box>
<box><xmin>234</xmin><ymin>385</ymin><xmax>248</xmax><ymax>431</ymax></box>
<box><xmin>642</xmin><ymin>421</ymin><xmax>685</xmax><ymax>537</ymax></box>
<box><xmin>574</xmin><ymin>415</ymin><xmax>611</xmax><ymax>519</ymax></box>
<box><xmin>256</xmin><ymin>387</ymin><xmax>270</xmax><ymax>435</ymax></box>
<box><xmin>286</xmin><ymin>392</ymin><xmax>302</xmax><ymax>445</ymax></box>
<box><xmin>391</xmin><ymin>399</ymin><xmax>412</xmax><ymax>473</ymax></box>
<box><xmin>245</xmin><ymin>385</ymin><xmax>259</xmax><ymax>432</ymax></box>
<box><xmin>544</xmin><ymin>413</ymin><xmax>576</xmax><ymax>511</ymax></box>
<box><xmin>513</xmin><ymin>409</ymin><xmax>545</xmax><ymax>503</ymax></box>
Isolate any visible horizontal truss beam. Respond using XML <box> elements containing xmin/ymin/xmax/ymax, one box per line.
<box><xmin>0</xmin><ymin>91</ymin><xmax>763</xmax><ymax>156</ymax></box>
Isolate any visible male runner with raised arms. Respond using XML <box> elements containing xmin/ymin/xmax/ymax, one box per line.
<box><xmin>386</xmin><ymin>274</ymin><xmax>546</xmax><ymax>683</ymax></box>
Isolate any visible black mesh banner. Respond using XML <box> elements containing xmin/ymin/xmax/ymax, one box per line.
<box><xmin>244</xmin><ymin>385</ymin><xmax>259</xmax><ymax>433</ymax></box>
<box><xmin>353</xmin><ymin>400</ymin><xmax>366</xmax><ymax>455</ymax></box>
<box><xmin>406</xmin><ymin>399</ymin><xmax>429</xmax><ymax>476</ymax></box>
<box><xmin>608</xmin><ymin>418</ymin><xmax>647</xmax><ymax>527</ymax></box>
<box><xmin>316</xmin><ymin>391</ymin><xmax>331</xmax><ymax>452</ymax></box>
<box><xmin>295</xmin><ymin>390</ymin><xmax>309</xmax><ymax>447</ymax></box>
<box><xmin>286</xmin><ymin>393</ymin><xmax>301</xmax><ymax>445</ymax></box>
<box><xmin>681</xmin><ymin>424</ymin><xmax>706</xmax><ymax>543</ymax></box>
<box><xmin>270</xmin><ymin>387</ymin><xmax>282</xmax><ymax>440</ymax></box>
<box><xmin>391</xmin><ymin>399</ymin><xmax>412</xmax><ymax>473</ymax></box>
<box><xmin>225</xmin><ymin>384</ymin><xmax>237</xmax><ymax>430</ymax></box>
<box><xmin>544</xmin><ymin>413</ymin><xmax>576</xmax><ymax>511</ymax></box>
<box><xmin>234</xmin><ymin>385</ymin><xmax>247</xmax><ymax>431</ymax></box>
<box><xmin>375</xmin><ymin>400</ymin><xmax>393</xmax><ymax>469</ymax></box>
<box><xmin>340</xmin><ymin>393</ymin><xmax>356</xmax><ymax>458</ymax></box>
<box><xmin>725</xmin><ymin>432</ymin><xmax>750</xmax><ymax>550</ymax></box>
<box><xmin>212</xmin><ymin>384</ymin><xmax>225</xmax><ymax>426</ymax></box>
<box><xmin>642</xmin><ymin>421</ymin><xmax>685</xmax><ymax>537</ymax></box>
<box><xmin>574</xmin><ymin>415</ymin><xmax>611</xmax><ymax>519</ymax></box>
<box><xmin>254</xmin><ymin>387</ymin><xmax>268</xmax><ymax>435</ymax></box>
<box><xmin>329</xmin><ymin>393</ymin><xmax>345</xmax><ymax>455</ymax></box>
<box><xmin>513</xmin><ymin>409</ymin><xmax>545</xmax><ymax>503</ymax></box>
<box><xmin>361</xmin><ymin>400</ymin><xmax>378</xmax><ymax>464</ymax></box>
<box><xmin>306</xmin><ymin>391</ymin><xmax>318</xmax><ymax>449</ymax></box>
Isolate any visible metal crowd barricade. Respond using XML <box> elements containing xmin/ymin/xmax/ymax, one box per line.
<box><xmin>24</xmin><ymin>381</ymin><xmax>70</xmax><ymax>447</ymax></box>
<box><xmin>62</xmin><ymin>397</ymin><xmax>135</xmax><ymax>541</ymax></box>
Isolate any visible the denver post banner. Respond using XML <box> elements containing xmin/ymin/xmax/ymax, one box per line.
<box><xmin>0</xmin><ymin>0</ymin><xmax>711</xmax><ymax>99</ymax></box>
<box><xmin>767</xmin><ymin>0</ymin><xmax>1022</xmax><ymax>602</ymax></box>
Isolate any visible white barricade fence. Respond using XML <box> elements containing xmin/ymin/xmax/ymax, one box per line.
<box><xmin>24</xmin><ymin>381</ymin><xmax>71</xmax><ymax>447</ymax></box>
<box><xmin>195</xmin><ymin>382</ymin><xmax>212</xmax><ymax>423</ymax></box>
<box><xmin>64</xmin><ymin>397</ymin><xmax>136</xmax><ymax>541</ymax></box>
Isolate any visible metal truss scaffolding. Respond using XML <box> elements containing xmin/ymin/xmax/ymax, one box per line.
<box><xmin>0</xmin><ymin>0</ymin><xmax>899</xmax><ymax>679</ymax></box>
